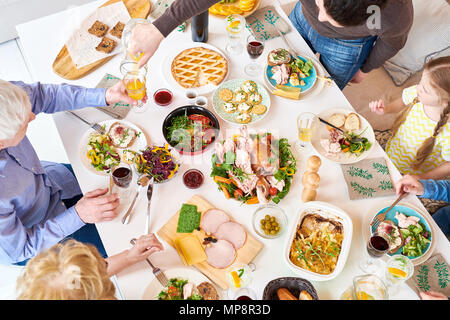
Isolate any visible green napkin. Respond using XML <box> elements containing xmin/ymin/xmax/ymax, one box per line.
<box><xmin>340</xmin><ymin>157</ymin><xmax>395</xmax><ymax>200</ymax></box>
<box><xmin>96</xmin><ymin>73</ymin><xmax>131</xmax><ymax>120</ymax></box>
<box><xmin>407</xmin><ymin>253</ymin><xmax>450</xmax><ymax>297</ymax></box>
<box><xmin>245</xmin><ymin>5</ymin><xmax>291</xmax><ymax>40</ymax></box>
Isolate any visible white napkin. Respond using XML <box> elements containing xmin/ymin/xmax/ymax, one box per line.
<box><xmin>65</xmin><ymin>1</ymin><xmax>131</xmax><ymax>68</ymax></box>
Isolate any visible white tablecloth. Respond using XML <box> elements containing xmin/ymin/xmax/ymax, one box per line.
<box><xmin>15</xmin><ymin>0</ymin><xmax>449</xmax><ymax>300</ymax></box>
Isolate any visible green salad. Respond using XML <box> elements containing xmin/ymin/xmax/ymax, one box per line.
<box><xmin>158</xmin><ymin>278</ymin><xmax>202</xmax><ymax>300</ymax></box>
<box><xmin>339</xmin><ymin>129</ymin><xmax>372</xmax><ymax>156</ymax></box>
<box><xmin>400</xmin><ymin>223</ymin><xmax>431</xmax><ymax>257</ymax></box>
<box><xmin>289</xmin><ymin>58</ymin><xmax>314</xmax><ymax>78</ymax></box>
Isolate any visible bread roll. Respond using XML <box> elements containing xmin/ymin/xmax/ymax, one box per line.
<box><xmin>277</xmin><ymin>288</ymin><xmax>298</xmax><ymax>300</ymax></box>
<box><xmin>299</xmin><ymin>290</ymin><xmax>313</xmax><ymax>300</ymax></box>
<box><xmin>306</xmin><ymin>155</ymin><xmax>322</xmax><ymax>171</ymax></box>
<box><xmin>302</xmin><ymin>188</ymin><xmax>316</xmax><ymax>202</ymax></box>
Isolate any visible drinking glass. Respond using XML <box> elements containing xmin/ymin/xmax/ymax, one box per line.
<box><xmin>384</xmin><ymin>255</ymin><xmax>414</xmax><ymax>288</ymax></box>
<box><xmin>359</xmin><ymin>231</ymin><xmax>391</xmax><ymax>274</ymax></box>
<box><xmin>244</xmin><ymin>34</ymin><xmax>265</xmax><ymax>76</ymax></box>
<box><xmin>352</xmin><ymin>274</ymin><xmax>389</xmax><ymax>300</ymax></box>
<box><xmin>120</xmin><ymin>60</ymin><xmax>148</xmax><ymax>112</ymax></box>
<box><xmin>122</xmin><ymin>18</ymin><xmax>150</xmax><ymax>61</ymax></box>
<box><xmin>227</xmin><ymin>263</ymin><xmax>256</xmax><ymax>290</ymax></box>
<box><xmin>296</xmin><ymin>112</ymin><xmax>318</xmax><ymax>152</ymax></box>
<box><xmin>233</xmin><ymin>287</ymin><xmax>257</xmax><ymax>300</ymax></box>
<box><xmin>225</xmin><ymin>14</ymin><xmax>246</xmax><ymax>55</ymax></box>
<box><xmin>111</xmin><ymin>163</ymin><xmax>133</xmax><ymax>198</ymax></box>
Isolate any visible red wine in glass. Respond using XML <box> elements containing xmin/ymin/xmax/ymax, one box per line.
<box><xmin>112</xmin><ymin>167</ymin><xmax>132</xmax><ymax>188</ymax></box>
<box><xmin>236</xmin><ymin>295</ymin><xmax>252</xmax><ymax>300</ymax></box>
<box><xmin>247</xmin><ymin>41</ymin><xmax>264</xmax><ymax>60</ymax></box>
<box><xmin>367</xmin><ymin>234</ymin><xmax>390</xmax><ymax>258</ymax></box>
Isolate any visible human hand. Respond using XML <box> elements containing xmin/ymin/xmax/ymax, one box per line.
<box><xmin>369</xmin><ymin>99</ymin><xmax>386</xmax><ymax>115</ymax></box>
<box><xmin>128</xmin><ymin>23</ymin><xmax>164</xmax><ymax>68</ymax></box>
<box><xmin>74</xmin><ymin>188</ymin><xmax>120</xmax><ymax>223</ymax></box>
<box><xmin>395</xmin><ymin>174</ymin><xmax>424</xmax><ymax>196</ymax></box>
<box><xmin>127</xmin><ymin>234</ymin><xmax>164</xmax><ymax>263</ymax></box>
<box><xmin>105</xmin><ymin>81</ymin><xmax>148</xmax><ymax>106</ymax></box>
<box><xmin>349</xmin><ymin>69</ymin><xmax>368</xmax><ymax>84</ymax></box>
<box><xmin>419</xmin><ymin>291</ymin><xmax>448</xmax><ymax>300</ymax></box>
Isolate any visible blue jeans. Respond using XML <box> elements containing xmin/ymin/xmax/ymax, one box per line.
<box><xmin>14</xmin><ymin>164</ymin><xmax>107</xmax><ymax>266</ymax></box>
<box><xmin>433</xmin><ymin>206</ymin><xmax>450</xmax><ymax>238</ymax></box>
<box><xmin>289</xmin><ymin>1</ymin><xmax>377</xmax><ymax>90</ymax></box>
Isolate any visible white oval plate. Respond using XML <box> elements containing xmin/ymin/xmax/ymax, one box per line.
<box><xmin>142</xmin><ymin>267</ymin><xmax>223</xmax><ymax>300</ymax></box>
<box><xmin>161</xmin><ymin>42</ymin><xmax>229</xmax><ymax>95</ymax></box>
<box><xmin>311</xmin><ymin>108</ymin><xmax>375</xmax><ymax>164</ymax></box>
<box><xmin>78</xmin><ymin>119</ymin><xmax>147</xmax><ymax>176</ymax></box>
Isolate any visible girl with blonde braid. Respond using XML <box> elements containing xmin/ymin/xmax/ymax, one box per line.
<box><xmin>369</xmin><ymin>56</ymin><xmax>450</xmax><ymax>180</ymax></box>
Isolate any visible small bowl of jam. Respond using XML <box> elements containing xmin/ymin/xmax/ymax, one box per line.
<box><xmin>153</xmin><ymin>88</ymin><xmax>173</xmax><ymax>106</ymax></box>
<box><xmin>183</xmin><ymin>169</ymin><xmax>204</xmax><ymax>189</ymax></box>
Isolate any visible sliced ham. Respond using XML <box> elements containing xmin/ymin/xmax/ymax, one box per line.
<box><xmin>205</xmin><ymin>240</ymin><xmax>236</xmax><ymax>269</ymax></box>
<box><xmin>200</xmin><ymin>209</ymin><xmax>231</xmax><ymax>234</ymax></box>
<box><xmin>214</xmin><ymin>221</ymin><xmax>247</xmax><ymax>250</ymax></box>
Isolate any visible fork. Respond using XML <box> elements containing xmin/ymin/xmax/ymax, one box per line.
<box><xmin>371</xmin><ymin>192</ymin><xmax>408</xmax><ymax>230</ymax></box>
<box><xmin>67</xmin><ymin>111</ymin><xmax>105</xmax><ymax>134</ymax></box>
<box><xmin>130</xmin><ymin>238</ymin><xmax>168</xmax><ymax>286</ymax></box>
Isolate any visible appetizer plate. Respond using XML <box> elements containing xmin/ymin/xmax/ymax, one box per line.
<box><xmin>161</xmin><ymin>42</ymin><xmax>229</xmax><ymax>95</ymax></box>
<box><xmin>78</xmin><ymin>119</ymin><xmax>147</xmax><ymax>176</ymax></box>
<box><xmin>212</xmin><ymin>79</ymin><xmax>271</xmax><ymax>125</ymax></box>
<box><xmin>262</xmin><ymin>277</ymin><xmax>319</xmax><ymax>300</ymax></box>
<box><xmin>284</xmin><ymin>201</ymin><xmax>353</xmax><ymax>282</ymax></box>
<box><xmin>265</xmin><ymin>55</ymin><xmax>317</xmax><ymax>93</ymax></box>
<box><xmin>311</xmin><ymin>108</ymin><xmax>375</xmax><ymax>164</ymax></box>
<box><xmin>363</xmin><ymin>201</ymin><xmax>435</xmax><ymax>266</ymax></box>
<box><xmin>142</xmin><ymin>267</ymin><xmax>223</xmax><ymax>300</ymax></box>
<box><xmin>162</xmin><ymin>105</ymin><xmax>220</xmax><ymax>156</ymax></box>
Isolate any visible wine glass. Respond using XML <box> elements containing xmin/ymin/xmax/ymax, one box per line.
<box><xmin>225</xmin><ymin>14</ymin><xmax>246</xmax><ymax>55</ymax></box>
<box><xmin>359</xmin><ymin>231</ymin><xmax>391</xmax><ymax>274</ymax></box>
<box><xmin>120</xmin><ymin>59</ymin><xmax>148</xmax><ymax>113</ymax></box>
<box><xmin>296</xmin><ymin>112</ymin><xmax>318</xmax><ymax>152</ymax></box>
<box><xmin>111</xmin><ymin>163</ymin><xmax>133</xmax><ymax>198</ymax></box>
<box><xmin>352</xmin><ymin>274</ymin><xmax>389</xmax><ymax>300</ymax></box>
<box><xmin>244</xmin><ymin>33</ymin><xmax>265</xmax><ymax>76</ymax></box>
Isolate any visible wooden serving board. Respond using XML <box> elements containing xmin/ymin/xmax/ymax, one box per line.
<box><xmin>157</xmin><ymin>195</ymin><xmax>264</xmax><ymax>290</ymax></box>
<box><xmin>52</xmin><ymin>0</ymin><xmax>150</xmax><ymax>80</ymax></box>
<box><xmin>209</xmin><ymin>0</ymin><xmax>262</xmax><ymax>18</ymax></box>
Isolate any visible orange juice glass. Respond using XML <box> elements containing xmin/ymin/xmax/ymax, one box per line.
<box><xmin>120</xmin><ymin>60</ymin><xmax>148</xmax><ymax>112</ymax></box>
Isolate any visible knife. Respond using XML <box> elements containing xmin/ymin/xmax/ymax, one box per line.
<box><xmin>145</xmin><ymin>178</ymin><xmax>154</xmax><ymax>234</ymax></box>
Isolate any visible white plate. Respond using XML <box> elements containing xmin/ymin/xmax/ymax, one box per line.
<box><xmin>142</xmin><ymin>267</ymin><xmax>223</xmax><ymax>300</ymax></box>
<box><xmin>311</xmin><ymin>108</ymin><xmax>375</xmax><ymax>164</ymax></box>
<box><xmin>78</xmin><ymin>119</ymin><xmax>148</xmax><ymax>176</ymax></box>
<box><xmin>284</xmin><ymin>201</ymin><xmax>353</xmax><ymax>282</ymax></box>
<box><xmin>161</xmin><ymin>42</ymin><xmax>229</xmax><ymax>95</ymax></box>
<box><xmin>362</xmin><ymin>200</ymin><xmax>436</xmax><ymax>266</ymax></box>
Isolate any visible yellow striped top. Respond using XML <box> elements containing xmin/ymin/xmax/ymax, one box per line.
<box><xmin>385</xmin><ymin>85</ymin><xmax>450</xmax><ymax>175</ymax></box>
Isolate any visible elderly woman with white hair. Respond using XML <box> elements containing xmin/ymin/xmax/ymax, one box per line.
<box><xmin>0</xmin><ymin>79</ymin><xmax>142</xmax><ymax>265</ymax></box>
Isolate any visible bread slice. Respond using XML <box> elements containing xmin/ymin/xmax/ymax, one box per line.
<box><xmin>344</xmin><ymin>113</ymin><xmax>361</xmax><ymax>131</ymax></box>
<box><xmin>328</xmin><ymin>113</ymin><xmax>346</xmax><ymax>128</ymax></box>
<box><xmin>299</xmin><ymin>290</ymin><xmax>313</xmax><ymax>300</ymax></box>
<box><xmin>267</xmin><ymin>48</ymin><xmax>292</xmax><ymax>67</ymax></box>
<box><xmin>107</xmin><ymin>122</ymin><xmax>137</xmax><ymax>148</ymax></box>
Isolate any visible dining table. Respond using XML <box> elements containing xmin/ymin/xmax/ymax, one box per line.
<box><xmin>15</xmin><ymin>0</ymin><xmax>449</xmax><ymax>300</ymax></box>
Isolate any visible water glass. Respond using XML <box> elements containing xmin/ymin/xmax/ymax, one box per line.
<box><xmin>225</xmin><ymin>14</ymin><xmax>246</xmax><ymax>55</ymax></box>
<box><xmin>296</xmin><ymin>112</ymin><xmax>318</xmax><ymax>151</ymax></box>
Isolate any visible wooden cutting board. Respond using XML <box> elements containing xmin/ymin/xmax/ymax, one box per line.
<box><xmin>52</xmin><ymin>0</ymin><xmax>150</xmax><ymax>80</ymax></box>
<box><xmin>157</xmin><ymin>195</ymin><xmax>264</xmax><ymax>290</ymax></box>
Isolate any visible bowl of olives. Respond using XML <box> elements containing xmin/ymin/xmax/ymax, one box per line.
<box><xmin>252</xmin><ymin>204</ymin><xmax>287</xmax><ymax>239</ymax></box>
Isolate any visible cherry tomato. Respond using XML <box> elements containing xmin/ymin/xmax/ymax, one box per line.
<box><xmin>269</xmin><ymin>187</ymin><xmax>278</xmax><ymax>196</ymax></box>
<box><xmin>234</xmin><ymin>189</ymin><xmax>244</xmax><ymax>198</ymax></box>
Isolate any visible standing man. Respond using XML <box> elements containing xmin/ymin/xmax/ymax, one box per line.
<box><xmin>129</xmin><ymin>0</ymin><xmax>413</xmax><ymax>90</ymax></box>
<box><xmin>0</xmin><ymin>80</ymin><xmax>140</xmax><ymax>264</ymax></box>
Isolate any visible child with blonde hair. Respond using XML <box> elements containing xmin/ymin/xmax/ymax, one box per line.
<box><xmin>16</xmin><ymin>234</ymin><xmax>163</xmax><ymax>300</ymax></box>
<box><xmin>369</xmin><ymin>56</ymin><xmax>450</xmax><ymax>180</ymax></box>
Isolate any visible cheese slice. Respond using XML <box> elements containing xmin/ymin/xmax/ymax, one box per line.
<box><xmin>174</xmin><ymin>235</ymin><xmax>207</xmax><ymax>266</ymax></box>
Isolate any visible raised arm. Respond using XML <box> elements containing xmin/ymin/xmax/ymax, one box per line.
<box><xmin>130</xmin><ymin>0</ymin><xmax>221</xmax><ymax>68</ymax></box>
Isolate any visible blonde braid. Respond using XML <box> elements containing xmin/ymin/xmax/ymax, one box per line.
<box><xmin>411</xmin><ymin>102</ymin><xmax>450</xmax><ymax>170</ymax></box>
<box><xmin>390</xmin><ymin>97</ymin><xmax>419</xmax><ymax>137</ymax></box>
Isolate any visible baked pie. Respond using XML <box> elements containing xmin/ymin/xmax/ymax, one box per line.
<box><xmin>171</xmin><ymin>47</ymin><xmax>228</xmax><ymax>88</ymax></box>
